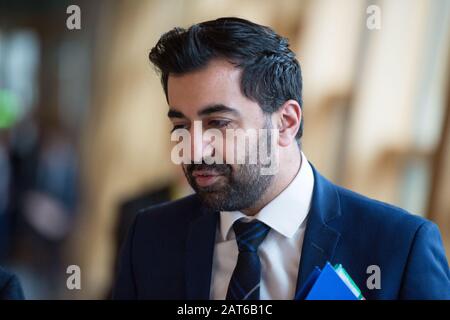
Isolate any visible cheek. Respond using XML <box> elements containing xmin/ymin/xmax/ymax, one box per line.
<box><xmin>222</xmin><ymin>134</ymin><xmax>252</xmax><ymax>165</ymax></box>
<box><xmin>228</xmin><ymin>164</ymin><xmax>238</xmax><ymax>174</ymax></box>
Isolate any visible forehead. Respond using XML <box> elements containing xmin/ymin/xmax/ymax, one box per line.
<box><xmin>167</xmin><ymin>59</ymin><xmax>246</xmax><ymax>111</ymax></box>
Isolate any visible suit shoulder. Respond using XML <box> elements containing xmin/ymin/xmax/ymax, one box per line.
<box><xmin>334</xmin><ymin>184</ymin><xmax>428</xmax><ymax>232</ymax></box>
<box><xmin>0</xmin><ymin>267</ymin><xmax>14</xmax><ymax>288</ymax></box>
<box><xmin>135</xmin><ymin>193</ymin><xmax>202</xmax><ymax>226</ymax></box>
<box><xmin>0</xmin><ymin>268</ymin><xmax>24</xmax><ymax>300</ymax></box>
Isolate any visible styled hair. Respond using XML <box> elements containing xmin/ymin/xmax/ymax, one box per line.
<box><xmin>149</xmin><ymin>17</ymin><xmax>304</xmax><ymax>140</ymax></box>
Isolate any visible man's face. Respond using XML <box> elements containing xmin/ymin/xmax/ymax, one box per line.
<box><xmin>167</xmin><ymin>59</ymin><xmax>275</xmax><ymax>211</ymax></box>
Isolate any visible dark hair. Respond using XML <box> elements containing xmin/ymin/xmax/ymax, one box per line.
<box><xmin>149</xmin><ymin>17</ymin><xmax>304</xmax><ymax>140</ymax></box>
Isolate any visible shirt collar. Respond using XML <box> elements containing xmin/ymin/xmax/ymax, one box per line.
<box><xmin>219</xmin><ymin>152</ymin><xmax>315</xmax><ymax>241</ymax></box>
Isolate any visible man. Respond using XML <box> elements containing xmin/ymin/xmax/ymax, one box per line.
<box><xmin>113</xmin><ymin>17</ymin><xmax>450</xmax><ymax>299</ymax></box>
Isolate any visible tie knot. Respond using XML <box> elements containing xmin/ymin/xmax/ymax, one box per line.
<box><xmin>233</xmin><ymin>219</ymin><xmax>270</xmax><ymax>253</ymax></box>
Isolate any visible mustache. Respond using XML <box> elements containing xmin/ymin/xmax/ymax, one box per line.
<box><xmin>186</xmin><ymin>162</ymin><xmax>232</xmax><ymax>176</ymax></box>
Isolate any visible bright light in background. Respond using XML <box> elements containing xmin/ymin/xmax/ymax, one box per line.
<box><xmin>0</xmin><ymin>30</ymin><xmax>40</xmax><ymax>122</ymax></box>
<box><xmin>0</xmin><ymin>89</ymin><xmax>20</xmax><ymax>129</ymax></box>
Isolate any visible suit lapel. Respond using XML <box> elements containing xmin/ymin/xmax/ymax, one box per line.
<box><xmin>294</xmin><ymin>164</ymin><xmax>342</xmax><ymax>298</ymax></box>
<box><xmin>185</xmin><ymin>206</ymin><xmax>218</xmax><ymax>299</ymax></box>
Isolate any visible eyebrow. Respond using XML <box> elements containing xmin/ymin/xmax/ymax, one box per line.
<box><xmin>198</xmin><ymin>104</ymin><xmax>240</xmax><ymax>117</ymax></box>
<box><xmin>167</xmin><ymin>109</ymin><xmax>185</xmax><ymax>119</ymax></box>
<box><xmin>167</xmin><ymin>104</ymin><xmax>240</xmax><ymax>119</ymax></box>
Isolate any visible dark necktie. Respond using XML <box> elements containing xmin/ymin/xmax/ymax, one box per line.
<box><xmin>226</xmin><ymin>219</ymin><xmax>271</xmax><ymax>300</ymax></box>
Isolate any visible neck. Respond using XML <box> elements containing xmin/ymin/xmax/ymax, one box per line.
<box><xmin>242</xmin><ymin>149</ymin><xmax>302</xmax><ymax>216</ymax></box>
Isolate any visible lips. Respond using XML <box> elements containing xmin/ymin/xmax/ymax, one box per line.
<box><xmin>192</xmin><ymin>170</ymin><xmax>223</xmax><ymax>187</ymax></box>
<box><xmin>192</xmin><ymin>170</ymin><xmax>220</xmax><ymax>177</ymax></box>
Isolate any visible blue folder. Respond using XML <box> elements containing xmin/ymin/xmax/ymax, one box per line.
<box><xmin>296</xmin><ymin>262</ymin><xmax>359</xmax><ymax>300</ymax></box>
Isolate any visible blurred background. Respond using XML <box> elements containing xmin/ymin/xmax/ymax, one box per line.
<box><xmin>0</xmin><ymin>0</ymin><xmax>449</xmax><ymax>299</ymax></box>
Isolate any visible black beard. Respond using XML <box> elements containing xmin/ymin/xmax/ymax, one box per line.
<box><xmin>183</xmin><ymin>162</ymin><xmax>273</xmax><ymax>212</ymax></box>
<box><xmin>183</xmin><ymin>116</ymin><xmax>275</xmax><ymax>212</ymax></box>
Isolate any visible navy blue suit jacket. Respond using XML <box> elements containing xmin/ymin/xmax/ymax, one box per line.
<box><xmin>113</xmin><ymin>165</ymin><xmax>450</xmax><ymax>299</ymax></box>
<box><xmin>0</xmin><ymin>267</ymin><xmax>24</xmax><ymax>300</ymax></box>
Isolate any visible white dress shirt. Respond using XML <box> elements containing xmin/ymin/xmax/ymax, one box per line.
<box><xmin>210</xmin><ymin>152</ymin><xmax>315</xmax><ymax>300</ymax></box>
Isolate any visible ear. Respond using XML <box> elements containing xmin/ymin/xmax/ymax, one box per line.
<box><xmin>276</xmin><ymin>99</ymin><xmax>302</xmax><ymax>147</ymax></box>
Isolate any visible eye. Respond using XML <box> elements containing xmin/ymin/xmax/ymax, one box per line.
<box><xmin>208</xmin><ymin>119</ymin><xmax>231</xmax><ymax>128</ymax></box>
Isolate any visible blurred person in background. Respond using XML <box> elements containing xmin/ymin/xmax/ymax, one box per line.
<box><xmin>12</xmin><ymin>120</ymin><xmax>79</xmax><ymax>298</ymax></box>
<box><xmin>0</xmin><ymin>90</ymin><xmax>27</xmax><ymax>300</ymax></box>
<box><xmin>0</xmin><ymin>89</ymin><xmax>21</xmax><ymax>263</ymax></box>
<box><xmin>0</xmin><ymin>131</ymin><xmax>12</xmax><ymax>263</ymax></box>
<box><xmin>1</xmin><ymin>93</ymin><xmax>79</xmax><ymax>298</ymax></box>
